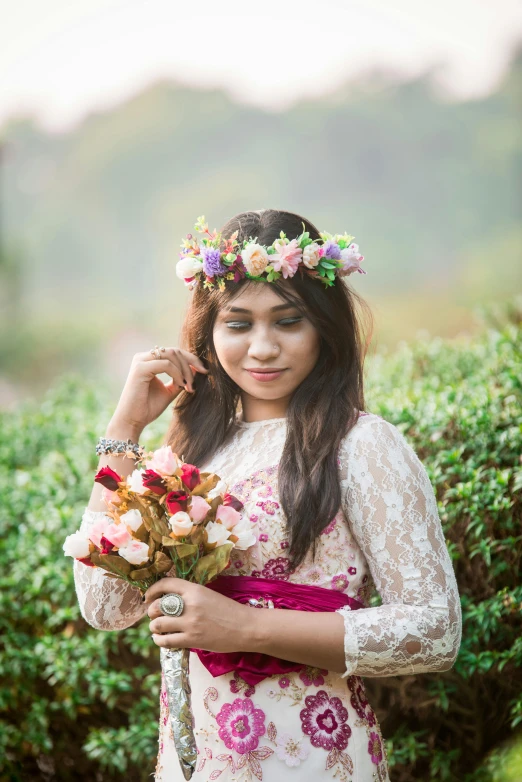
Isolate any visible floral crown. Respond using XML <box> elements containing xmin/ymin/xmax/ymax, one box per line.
<box><xmin>176</xmin><ymin>215</ymin><xmax>366</xmax><ymax>291</ymax></box>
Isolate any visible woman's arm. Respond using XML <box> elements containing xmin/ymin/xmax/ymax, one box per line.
<box><xmin>73</xmin><ymin>420</ymin><xmax>149</xmax><ymax>631</ymax></box>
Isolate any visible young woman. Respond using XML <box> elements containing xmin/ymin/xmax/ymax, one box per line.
<box><xmin>73</xmin><ymin>209</ymin><xmax>462</xmax><ymax>782</ymax></box>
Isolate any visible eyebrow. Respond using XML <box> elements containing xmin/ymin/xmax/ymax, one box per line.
<box><xmin>223</xmin><ymin>303</ymin><xmax>299</xmax><ymax>314</ymax></box>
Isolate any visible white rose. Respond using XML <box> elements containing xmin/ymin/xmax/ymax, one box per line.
<box><xmin>205</xmin><ymin>521</ymin><xmax>232</xmax><ymax>548</ymax></box>
<box><xmin>230</xmin><ymin>518</ymin><xmax>257</xmax><ymax>550</ymax></box>
<box><xmin>119</xmin><ymin>508</ymin><xmax>143</xmax><ymax>532</ymax></box>
<box><xmin>127</xmin><ymin>469</ymin><xmax>146</xmax><ymax>494</ymax></box>
<box><xmin>63</xmin><ymin>530</ymin><xmax>91</xmax><ymax>559</ymax></box>
<box><xmin>241</xmin><ymin>243</ymin><xmax>269</xmax><ymax>276</ymax></box>
<box><xmin>176</xmin><ymin>256</ymin><xmax>204</xmax><ymax>280</ymax></box>
<box><xmin>169</xmin><ymin>511</ymin><xmax>194</xmax><ymax>537</ymax></box>
<box><xmin>118</xmin><ymin>540</ymin><xmax>150</xmax><ymax>566</ymax></box>
<box><xmin>302</xmin><ymin>242</ymin><xmax>321</xmax><ymax>268</ymax></box>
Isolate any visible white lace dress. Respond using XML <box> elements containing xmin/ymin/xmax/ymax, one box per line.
<box><xmin>73</xmin><ymin>411</ymin><xmax>462</xmax><ymax>782</ymax></box>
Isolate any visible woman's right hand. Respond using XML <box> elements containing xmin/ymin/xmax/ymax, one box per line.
<box><xmin>107</xmin><ymin>347</ymin><xmax>209</xmax><ymax>439</ymax></box>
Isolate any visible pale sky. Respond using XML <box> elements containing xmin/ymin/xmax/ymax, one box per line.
<box><xmin>1</xmin><ymin>0</ymin><xmax>522</xmax><ymax>133</ymax></box>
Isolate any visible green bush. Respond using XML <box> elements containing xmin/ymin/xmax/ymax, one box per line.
<box><xmin>1</xmin><ymin>302</ymin><xmax>520</xmax><ymax>781</ymax></box>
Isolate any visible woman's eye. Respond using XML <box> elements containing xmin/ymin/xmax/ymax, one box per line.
<box><xmin>225</xmin><ymin>317</ymin><xmax>303</xmax><ymax>330</ymax></box>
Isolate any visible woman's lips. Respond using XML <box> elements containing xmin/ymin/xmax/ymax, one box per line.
<box><xmin>245</xmin><ymin>369</ymin><xmax>287</xmax><ymax>382</ymax></box>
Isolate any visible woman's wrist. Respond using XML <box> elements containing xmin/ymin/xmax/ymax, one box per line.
<box><xmin>105</xmin><ymin>418</ymin><xmax>144</xmax><ymax>443</ymax></box>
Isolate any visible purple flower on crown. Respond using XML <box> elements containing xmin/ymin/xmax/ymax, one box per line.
<box><xmin>323</xmin><ymin>240</ymin><xmax>342</xmax><ymax>260</ymax></box>
<box><xmin>202</xmin><ymin>247</ymin><xmax>227</xmax><ymax>277</ymax></box>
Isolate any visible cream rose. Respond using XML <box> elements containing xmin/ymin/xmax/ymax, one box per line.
<box><xmin>63</xmin><ymin>530</ymin><xmax>91</xmax><ymax>559</ymax></box>
<box><xmin>302</xmin><ymin>242</ymin><xmax>321</xmax><ymax>268</ymax></box>
<box><xmin>117</xmin><ymin>540</ymin><xmax>150</xmax><ymax>566</ymax></box>
<box><xmin>176</xmin><ymin>256</ymin><xmax>204</xmax><ymax>280</ymax></box>
<box><xmin>241</xmin><ymin>243</ymin><xmax>269</xmax><ymax>276</ymax></box>
<box><xmin>127</xmin><ymin>469</ymin><xmax>146</xmax><ymax>494</ymax></box>
<box><xmin>205</xmin><ymin>521</ymin><xmax>232</xmax><ymax>548</ymax></box>
<box><xmin>169</xmin><ymin>511</ymin><xmax>194</xmax><ymax>537</ymax></box>
<box><xmin>229</xmin><ymin>518</ymin><xmax>257</xmax><ymax>550</ymax></box>
<box><xmin>119</xmin><ymin>508</ymin><xmax>143</xmax><ymax>532</ymax></box>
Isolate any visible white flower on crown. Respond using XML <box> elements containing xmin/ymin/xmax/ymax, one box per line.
<box><xmin>302</xmin><ymin>242</ymin><xmax>321</xmax><ymax>269</ymax></box>
<box><xmin>176</xmin><ymin>255</ymin><xmax>204</xmax><ymax>280</ymax></box>
<box><xmin>241</xmin><ymin>243</ymin><xmax>269</xmax><ymax>276</ymax></box>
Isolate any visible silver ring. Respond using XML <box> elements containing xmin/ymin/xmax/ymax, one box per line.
<box><xmin>160</xmin><ymin>593</ymin><xmax>184</xmax><ymax>617</ymax></box>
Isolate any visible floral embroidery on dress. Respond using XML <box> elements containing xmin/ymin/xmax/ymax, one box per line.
<box><xmin>216</xmin><ymin>697</ymin><xmax>266</xmax><ymax>754</ymax></box>
<box><xmin>300</xmin><ymin>690</ymin><xmax>354</xmax><ymax>778</ymax></box>
<box><xmin>299</xmin><ymin>666</ymin><xmax>328</xmax><ymax>687</ymax></box>
<box><xmin>251</xmin><ymin>557</ymin><xmax>292</xmax><ymax>580</ymax></box>
<box><xmin>300</xmin><ymin>690</ymin><xmax>352</xmax><ymax>751</ymax></box>
<box><xmin>274</xmin><ymin>732</ymin><xmax>310</xmax><ymax>767</ymax></box>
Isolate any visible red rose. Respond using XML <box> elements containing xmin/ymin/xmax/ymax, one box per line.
<box><xmin>223</xmin><ymin>492</ymin><xmax>243</xmax><ymax>512</ymax></box>
<box><xmin>94</xmin><ymin>466</ymin><xmax>122</xmax><ymax>491</ymax></box>
<box><xmin>99</xmin><ymin>535</ymin><xmax>115</xmax><ymax>555</ymax></box>
<box><xmin>142</xmin><ymin>469</ymin><xmax>167</xmax><ymax>495</ymax></box>
<box><xmin>180</xmin><ymin>464</ymin><xmax>201</xmax><ymax>491</ymax></box>
<box><xmin>165</xmin><ymin>490</ymin><xmax>189</xmax><ymax>515</ymax></box>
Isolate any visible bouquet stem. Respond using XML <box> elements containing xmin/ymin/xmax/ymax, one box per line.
<box><xmin>160</xmin><ymin>647</ymin><xmax>196</xmax><ymax>780</ymax></box>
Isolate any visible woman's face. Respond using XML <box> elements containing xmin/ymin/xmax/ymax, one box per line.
<box><xmin>212</xmin><ymin>282</ymin><xmax>321</xmax><ymax>417</ymax></box>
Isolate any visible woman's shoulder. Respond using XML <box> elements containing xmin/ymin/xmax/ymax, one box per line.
<box><xmin>341</xmin><ymin>410</ymin><xmax>410</xmax><ymax>453</ymax></box>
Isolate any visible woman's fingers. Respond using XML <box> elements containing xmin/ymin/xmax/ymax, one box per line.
<box><xmin>149</xmin><ymin>613</ymin><xmax>184</xmax><ymax>634</ymax></box>
<box><xmin>137</xmin><ymin>358</ymin><xmax>186</xmax><ymax>390</ymax></box>
<box><xmin>151</xmin><ymin>632</ymin><xmax>190</xmax><ymax>648</ymax></box>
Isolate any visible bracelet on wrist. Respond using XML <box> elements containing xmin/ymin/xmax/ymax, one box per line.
<box><xmin>96</xmin><ymin>436</ymin><xmax>145</xmax><ymax>460</ymax></box>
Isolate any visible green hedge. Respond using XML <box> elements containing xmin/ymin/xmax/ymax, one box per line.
<box><xmin>1</xmin><ymin>302</ymin><xmax>521</xmax><ymax>781</ymax></box>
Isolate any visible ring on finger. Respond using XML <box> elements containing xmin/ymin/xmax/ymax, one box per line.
<box><xmin>160</xmin><ymin>593</ymin><xmax>185</xmax><ymax>617</ymax></box>
<box><xmin>150</xmin><ymin>345</ymin><xmax>166</xmax><ymax>360</ymax></box>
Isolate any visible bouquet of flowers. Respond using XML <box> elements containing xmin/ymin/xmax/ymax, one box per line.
<box><xmin>64</xmin><ymin>444</ymin><xmax>255</xmax><ymax>779</ymax></box>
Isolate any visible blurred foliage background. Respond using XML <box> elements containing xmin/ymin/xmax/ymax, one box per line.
<box><xmin>0</xmin><ymin>45</ymin><xmax>521</xmax><ymax>407</ymax></box>
<box><xmin>1</xmin><ymin>299</ymin><xmax>521</xmax><ymax>781</ymax></box>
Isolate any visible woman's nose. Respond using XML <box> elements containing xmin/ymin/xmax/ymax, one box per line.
<box><xmin>247</xmin><ymin>331</ymin><xmax>279</xmax><ymax>360</ymax></box>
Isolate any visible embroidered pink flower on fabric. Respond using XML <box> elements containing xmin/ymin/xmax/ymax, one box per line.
<box><xmin>368</xmin><ymin>731</ymin><xmax>383</xmax><ymax>764</ymax></box>
<box><xmin>280</xmin><ymin>540</ymin><xmax>289</xmax><ymax>549</ymax></box>
<box><xmin>348</xmin><ymin>566</ymin><xmax>357</xmax><ymax>575</ymax></box>
<box><xmin>234</xmin><ymin>560</ymin><xmax>243</xmax><ymax>569</ymax></box>
<box><xmin>259</xmin><ymin>557</ymin><xmax>291</xmax><ymax>581</ymax></box>
<box><xmin>216</xmin><ymin>697</ymin><xmax>266</xmax><ymax>755</ymax></box>
<box><xmin>300</xmin><ymin>690</ymin><xmax>352</xmax><ymax>752</ymax></box>
<box><xmin>321</xmin><ymin>517</ymin><xmax>337</xmax><ymax>535</ymax></box>
<box><xmin>346</xmin><ymin>675</ymin><xmax>376</xmax><ymax>728</ymax></box>
<box><xmin>249</xmin><ymin>514</ymin><xmax>259</xmax><ymax>523</ymax></box>
<box><xmin>275</xmin><ymin>733</ymin><xmax>309</xmax><ymax>767</ymax></box>
<box><xmin>278</xmin><ymin>676</ymin><xmax>290</xmax><ymax>689</ymax></box>
<box><xmin>256</xmin><ymin>499</ymin><xmax>280</xmax><ymax>515</ymax></box>
<box><xmin>257</xmin><ymin>486</ymin><xmax>273</xmax><ymax>498</ymax></box>
<box><xmin>259</xmin><ymin>533</ymin><xmax>269</xmax><ymax>542</ymax></box>
<box><xmin>332</xmin><ymin>574</ymin><xmax>349</xmax><ymax>591</ymax></box>
<box><xmin>299</xmin><ymin>667</ymin><xmax>328</xmax><ymax>687</ymax></box>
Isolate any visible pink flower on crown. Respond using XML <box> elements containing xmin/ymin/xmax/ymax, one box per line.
<box><xmin>339</xmin><ymin>243</ymin><xmax>366</xmax><ymax>276</ymax></box>
<box><xmin>270</xmin><ymin>239</ymin><xmax>302</xmax><ymax>279</ymax></box>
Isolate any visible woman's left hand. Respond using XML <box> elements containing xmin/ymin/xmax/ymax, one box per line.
<box><xmin>144</xmin><ymin>578</ymin><xmax>252</xmax><ymax>652</ymax></box>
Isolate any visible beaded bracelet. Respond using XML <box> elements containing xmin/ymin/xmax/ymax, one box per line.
<box><xmin>96</xmin><ymin>437</ymin><xmax>145</xmax><ymax>459</ymax></box>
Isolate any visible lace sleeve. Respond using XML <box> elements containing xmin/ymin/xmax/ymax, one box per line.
<box><xmin>336</xmin><ymin>415</ymin><xmax>462</xmax><ymax>678</ymax></box>
<box><xmin>72</xmin><ymin>509</ymin><xmax>148</xmax><ymax>631</ymax></box>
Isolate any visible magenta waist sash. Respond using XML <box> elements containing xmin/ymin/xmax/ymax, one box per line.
<box><xmin>191</xmin><ymin>575</ymin><xmax>365</xmax><ymax>686</ymax></box>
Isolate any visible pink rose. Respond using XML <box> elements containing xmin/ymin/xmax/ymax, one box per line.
<box><xmin>88</xmin><ymin>515</ymin><xmax>112</xmax><ymax>548</ymax></box>
<box><xmin>270</xmin><ymin>238</ymin><xmax>302</xmax><ymax>279</ymax></box>
<box><xmin>117</xmin><ymin>540</ymin><xmax>150</xmax><ymax>566</ymax></box>
<box><xmin>103</xmin><ymin>522</ymin><xmax>132</xmax><ymax>549</ymax></box>
<box><xmin>145</xmin><ymin>445</ymin><xmax>179</xmax><ymax>476</ymax></box>
<box><xmin>216</xmin><ymin>504</ymin><xmax>241</xmax><ymax>529</ymax></box>
<box><xmin>102</xmin><ymin>487</ymin><xmax>122</xmax><ymax>505</ymax></box>
<box><xmin>188</xmin><ymin>495</ymin><xmax>209</xmax><ymax>523</ymax></box>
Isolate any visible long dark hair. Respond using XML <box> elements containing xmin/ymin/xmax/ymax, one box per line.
<box><xmin>165</xmin><ymin>209</ymin><xmax>374</xmax><ymax>569</ymax></box>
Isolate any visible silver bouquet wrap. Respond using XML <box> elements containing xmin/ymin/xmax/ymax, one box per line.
<box><xmin>160</xmin><ymin>647</ymin><xmax>197</xmax><ymax>780</ymax></box>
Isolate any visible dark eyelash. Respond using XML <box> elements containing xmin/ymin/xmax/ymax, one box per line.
<box><xmin>226</xmin><ymin>317</ymin><xmax>303</xmax><ymax>330</ymax></box>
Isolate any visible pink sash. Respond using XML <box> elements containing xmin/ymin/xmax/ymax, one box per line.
<box><xmin>192</xmin><ymin>575</ymin><xmax>365</xmax><ymax>685</ymax></box>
